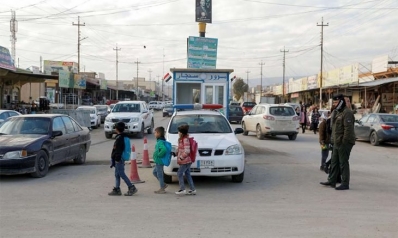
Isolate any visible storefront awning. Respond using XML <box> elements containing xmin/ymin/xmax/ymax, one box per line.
<box><xmin>356</xmin><ymin>77</ymin><xmax>398</xmax><ymax>87</ymax></box>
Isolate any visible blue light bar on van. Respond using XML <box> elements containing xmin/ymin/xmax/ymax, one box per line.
<box><xmin>173</xmin><ymin>104</ymin><xmax>223</xmax><ymax>110</ymax></box>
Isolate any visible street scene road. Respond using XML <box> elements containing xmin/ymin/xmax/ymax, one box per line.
<box><xmin>1</xmin><ymin>111</ymin><xmax>397</xmax><ymax>238</ymax></box>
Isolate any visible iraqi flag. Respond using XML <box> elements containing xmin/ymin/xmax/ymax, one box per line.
<box><xmin>163</xmin><ymin>73</ymin><xmax>172</xmax><ymax>82</ymax></box>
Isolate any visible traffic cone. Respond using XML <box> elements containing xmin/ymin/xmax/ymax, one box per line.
<box><xmin>129</xmin><ymin>144</ymin><xmax>145</xmax><ymax>184</ymax></box>
<box><xmin>139</xmin><ymin>137</ymin><xmax>152</xmax><ymax>168</ymax></box>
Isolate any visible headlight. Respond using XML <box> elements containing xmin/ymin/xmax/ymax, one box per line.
<box><xmin>105</xmin><ymin>117</ymin><xmax>112</xmax><ymax>122</ymax></box>
<box><xmin>3</xmin><ymin>150</ymin><xmax>28</xmax><ymax>159</ymax></box>
<box><xmin>130</xmin><ymin>118</ymin><xmax>139</xmax><ymax>122</ymax></box>
<box><xmin>225</xmin><ymin>144</ymin><xmax>242</xmax><ymax>155</ymax></box>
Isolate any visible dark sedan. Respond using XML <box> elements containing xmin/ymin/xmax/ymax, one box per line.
<box><xmin>229</xmin><ymin>106</ymin><xmax>244</xmax><ymax>124</ymax></box>
<box><xmin>0</xmin><ymin>114</ymin><xmax>91</xmax><ymax>177</ymax></box>
<box><xmin>354</xmin><ymin>113</ymin><xmax>398</xmax><ymax>146</ymax></box>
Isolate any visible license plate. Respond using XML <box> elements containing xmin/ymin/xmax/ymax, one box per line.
<box><xmin>200</xmin><ymin>160</ymin><xmax>214</xmax><ymax>168</ymax></box>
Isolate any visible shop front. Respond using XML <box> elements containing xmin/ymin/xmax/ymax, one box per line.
<box><xmin>170</xmin><ymin>68</ymin><xmax>233</xmax><ymax>117</ymax></box>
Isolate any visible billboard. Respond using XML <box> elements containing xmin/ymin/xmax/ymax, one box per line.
<box><xmin>372</xmin><ymin>55</ymin><xmax>389</xmax><ymax>73</ymax></box>
<box><xmin>0</xmin><ymin>46</ymin><xmax>15</xmax><ymax>71</ymax></box>
<box><xmin>58</xmin><ymin>70</ymin><xmax>74</xmax><ymax>88</ymax></box>
<box><xmin>187</xmin><ymin>36</ymin><xmax>218</xmax><ymax>69</ymax></box>
<box><xmin>323</xmin><ymin>68</ymin><xmax>339</xmax><ymax>87</ymax></box>
<box><xmin>339</xmin><ymin>63</ymin><xmax>359</xmax><ymax>85</ymax></box>
<box><xmin>100</xmin><ymin>79</ymin><xmax>107</xmax><ymax>90</ymax></box>
<box><xmin>43</xmin><ymin>60</ymin><xmax>78</xmax><ymax>75</ymax></box>
<box><xmin>73</xmin><ymin>74</ymin><xmax>86</xmax><ymax>89</ymax></box>
<box><xmin>307</xmin><ymin>75</ymin><xmax>318</xmax><ymax>89</ymax></box>
<box><xmin>195</xmin><ymin>0</ymin><xmax>212</xmax><ymax>23</ymax></box>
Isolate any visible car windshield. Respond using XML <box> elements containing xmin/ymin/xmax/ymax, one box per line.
<box><xmin>77</xmin><ymin>108</ymin><xmax>96</xmax><ymax>114</ymax></box>
<box><xmin>269</xmin><ymin>106</ymin><xmax>295</xmax><ymax>116</ymax></box>
<box><xmin>95</xmin><ymin>106</ymin><xmax>108</xmax><ymax>112</ymax></box>
<box><xmin>243</xmin><ymin>102</ymin><xmax>256</xmax><ymax>107</ymax></box>
<box><xmin>0</xmin><ymin>117</ymin><xmax>50</xmax><ymax>135</ymax></box>
<box><xmin>113</xmin><ymin>103</ymin><xmax>140</xmax><ymax>113</ymax></box>
<box><xmin>379</xmin><ymin>115</ymin><xmax>398</xmax><ymax>122</ymax></box>
<box><xmin>168</xmin><ymin>114</ymin><xmax>232</xmax><ymax>134</ymax></box>
<box><xmin>229</xmin><ymin>106</ymin><xmax>243</xmax><ymax>113</ymax></box>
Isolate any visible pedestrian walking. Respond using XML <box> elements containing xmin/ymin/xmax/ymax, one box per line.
<box><xmin>108</xmin><ymin>122</ymin><xmax>138</xmax><ymax>196</ymax></box>
<box><xmin>299</xmin><ymin>106</ymin><xmax>308</xmax><ymax>133</ymax></box>
<box><xmin>320</xmin><ymin>94</ymin><xmax>355</xmax><ymax>190</ymax></box>
<box><xmin>318</xmin><ymin>112</ymin><xmax>330</xmax><ymax>171</ymax></box>
<box><xmin>311</xmin><ymin>108</ymin><xmax>321</xmax><ymax>134</ymax></box>
<box><xmin>175</xmin><ymin>124</ymin><xmax>196</xmax><ymax>195</ymax></box>
<box><xmin>152</xmin><ymin>126</ymin><xmax>168</xmax><ymax>194</ymax></box>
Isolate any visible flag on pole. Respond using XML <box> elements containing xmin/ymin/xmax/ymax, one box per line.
<box><xmin>163</xmin><ymin>72</ymin><xmax>172</xmax><ymax>82</ymax></box>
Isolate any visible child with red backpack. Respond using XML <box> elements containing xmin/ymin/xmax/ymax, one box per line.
<box><xmin>175</xmin><ymin>124</ymin><xmax>196</xmax><ymax>195</ymax></box>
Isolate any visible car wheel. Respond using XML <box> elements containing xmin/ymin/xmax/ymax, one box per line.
<box><xmin>30</xmin><ymin>150</ymin><xmax>49</xmax><ymax>178</ymax></box>
<box><xmin>147</xmin><ymin>120</ymin><xmax>154</xmax><ymax>134</ymax></box>
<box><xmin>370</xmin><ymin>131</ymin><xmax>379</xmax><ymax>146</ymax></box>
<box><xmin>232</xmin><ymin>172</ymin><xmax>244</xmax><ymax>183</ymax></box>
<box><xmin>105</xmin><ymin>133</ymin><xmax>113</xmax><ymax>139</ymax></box>
<box><xmin>164</xmin><ymin>173</ymin><xmax>172</xmax><ymax>183</ymax></box>
<box><xmin>163</xmin><ymin>113</ymin><xmax>166</xmax><ymax>117</ymax></box>
<box><xmin>242</xmin><ymin>122</ymin><xmax>249</xmax><ymax>136</ymax></box>
<box><xmin>137</xmin><ymin>123</ymin><xmax>145</xmax><ymax>138</ymax></box>
<box><xmin>74</xmin><ymin>145</ymin><xmax>86</xmax><ymax>164</ymax></box>
<box><xmin>256</xmin><ymin>124</ymin><xmax>265</xmax><ymax>140</ymax></box>
<box><xmin>288</xmin><ymin>134</ymin><xmax>297</xmax><ymax>140</ymax></box>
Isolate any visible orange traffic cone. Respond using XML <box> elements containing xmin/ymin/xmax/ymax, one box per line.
<box><xmin>139</xmin><ymin>137</ymin><xmax>152</xmax><ymax>168</ymax></box>
<box><xmin>129</xmin><ymin>144</ymin><xmax>145</xmax><ymax>184</ymax></box>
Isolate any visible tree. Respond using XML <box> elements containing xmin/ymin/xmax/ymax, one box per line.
<box><xmin>232</xmin><ymin>77</ymin><xmax>248</xmax><ymax>101</ymax></box>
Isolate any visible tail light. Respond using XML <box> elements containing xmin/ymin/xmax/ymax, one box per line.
<box><xmin>263</xmin><ymin>115</ymin><xmax>275</xmax><ymax>121</ymax></box>
<box><xmin>293</xmin><ymin>116</ymin><xmax>300</xmax><ymax>121</ymax></box>
<box><xmin>381</xmin><ymin>124</ymin><xmax>393</xmax><ymax>130</ymax></box>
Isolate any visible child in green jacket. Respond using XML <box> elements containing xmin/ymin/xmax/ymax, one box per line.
<box><xmin>152</xmin><ymin>127</ymin><xmax>168</xmax><ymax>194</ymax></box>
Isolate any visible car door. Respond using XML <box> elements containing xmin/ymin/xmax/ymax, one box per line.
<box><xmin>141</xmin><ymin>103</ymin><xmax>151</xmax><ymax>127</ymax></box>
<box><xmin>51</xmin><ymin>116</ymin><xmax>69</xmax><ymax>163</ymax></box>
<box><xmin>254</xmin><ymin>106</ymin><xmax>265</xmax><ymax>129</ymax></box>
<box><xmin>245</xmin><ymin>105</ymin><xmax>257</xmax><ymax>131</ymax></box>
<box><xmin>354</xmin><ymin>115</ymin><xmax>369</xmax><ymax>139</ymax></box>
<box><xmin>62</xmin><ymin>116</ymin><xmax>80</xmax><ymax>160</ymax></box>
<box><xmin>363</xmin><ymin>114</ymin><xmax>377</xmax><ymax>139</ymax></box>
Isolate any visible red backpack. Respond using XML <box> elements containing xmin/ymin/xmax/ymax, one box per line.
<box><xmin>188</xmin><ymin>137</ymin><xmax>198</xmax><ymax>163</ymax></box>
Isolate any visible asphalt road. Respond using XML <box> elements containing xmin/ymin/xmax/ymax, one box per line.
<box><xmin>0</xmin><ymin>111</ymin><xmax>397</xmax><ymax>238</ymax></box>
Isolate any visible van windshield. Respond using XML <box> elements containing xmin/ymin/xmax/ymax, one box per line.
<box><xmin>269</xmin><ymin>107</ymin><xmax>295</xmax><ymax>116</ymax></box>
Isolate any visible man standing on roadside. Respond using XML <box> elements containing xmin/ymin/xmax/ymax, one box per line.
<box><xmin>320</xmin><ymin>94</ymin><xmax>355</xmax><ymax>190</ymax></box>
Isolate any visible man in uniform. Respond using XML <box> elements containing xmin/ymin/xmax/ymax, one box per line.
<box><xmin>320</xmin><ymin>94</ymin><xmax>355</xmax><ymax>190</ymax></box>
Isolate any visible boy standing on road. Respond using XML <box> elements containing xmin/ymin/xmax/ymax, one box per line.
<box><xmin>108</xmin><ymin>122</ymin><xmax>138</xmax><ymax>196</ymax></box>
<box><xmin>152</xmin><ymin>127</ymin><xmax>168</xmax><ymax>194</ymax></box>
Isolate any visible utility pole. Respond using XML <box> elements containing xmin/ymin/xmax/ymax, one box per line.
<box><xmin>317</xmin><ymin>17</ymin><xmax>328</xmax><ymax>109</ymax></box>
<box><xmin>10</xmin><ymin>10</ymin><xmax>17</xmax><ymax>65</ymax></box>
<box><xmin>113</xmin><ymin>44</ymin><xmax>121</xmax><ymax>100</ymax></box>
<box><xmin>156</xmin><ymin>75</ymin><xmax>160</xmax><ymax>100</ymax></box>
<box><xmin>245</xmin><ymin>70</ymin><xmax>250</xmax><ymax>101</ymax></box>
<box><xmin>280</xmin><ymin>46</ymin><xmax>289</xmax><ymax>103</ymax></box>
<box><xmin>134</xmin><ymin>59</ymin><xmax>141</xmax><ymax>100</ymax></box>
<box><xmin>72</xmin><ymin>16</ymin><xmax>86</xmax><ymax>73</ymax></box>
<box><xmin>162</xmin><ymin>48</ymin><xmax>165</xmax><ymax>101</ymax></box>
<box><xmin>148</xmin><ymin>69</ymin><xmax>152</xmax><ymax>81</ymax></box>
<box><xmin>259</xmin><ymin>60</ymin><xmax>265</xmax><ymax>97</ymax></box>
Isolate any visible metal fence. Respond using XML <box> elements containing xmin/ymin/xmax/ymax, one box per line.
<box><xmin>50</xmin><ymin>109</ymin><xmax>91</xmax><ymax>128</ymax></box>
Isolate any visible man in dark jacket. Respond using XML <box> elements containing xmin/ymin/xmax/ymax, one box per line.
<box><xmin>108</xmin><ymin>122</ymin><xmax>138</xmax><ymax>196</ymax></box>
<box><xmin>320</xmin><ymin>94</ymin><xmax>355</xmax><ymax>190</ymax></box>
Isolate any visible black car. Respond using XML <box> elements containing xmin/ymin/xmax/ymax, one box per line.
<box><xmin>163</xmin><ymin>104</ymin><xmax>174</xmax><ymax>117</ymax></box>
<box><xmin>354</xmin><ymin>113</ymin><xmax>398</xmax><ymax>146</ymax></box>
<box><xmin>0</xmin><ymin>114</ymin><xmax>91</xmax><ymax>177</ymax></box>
<box><xmin>229</xmin><ymin>106</ymin><xmax>244</xmax><ymax>124</ymax></box>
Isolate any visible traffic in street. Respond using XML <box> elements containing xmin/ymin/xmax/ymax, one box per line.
<box><xmin>1</xmin><ymin>109</ymin><xmax>397</xmax><ymax>238</ymax></box>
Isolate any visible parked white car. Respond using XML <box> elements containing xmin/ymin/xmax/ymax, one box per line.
<box><xmin>104</xmin><ymin>101</ymin><xmax>154</xmax><ymax>139</ymax></box>
<box><xmin>148</xmin><ymin>101</ymin><xmax>164</xmax><ymax>110</ymax></box>
<box><xmin>241</xmin><ymin>104</ymin><xmax>300</xmax><ymax>140</ymax></box>
<box><xmin>76</xmin><ymin>106</ymin><xmax>101</xmax><ymax>129</ymax></box>
<box><xmin>0</xmin><ymin>110</ymin><xmax>21</xmax><ymax>126</ymax></box>
<box><xmin>164</xmin><ymin>104</ymin><xmax>245</xmax><ymax>183</ymax></box>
